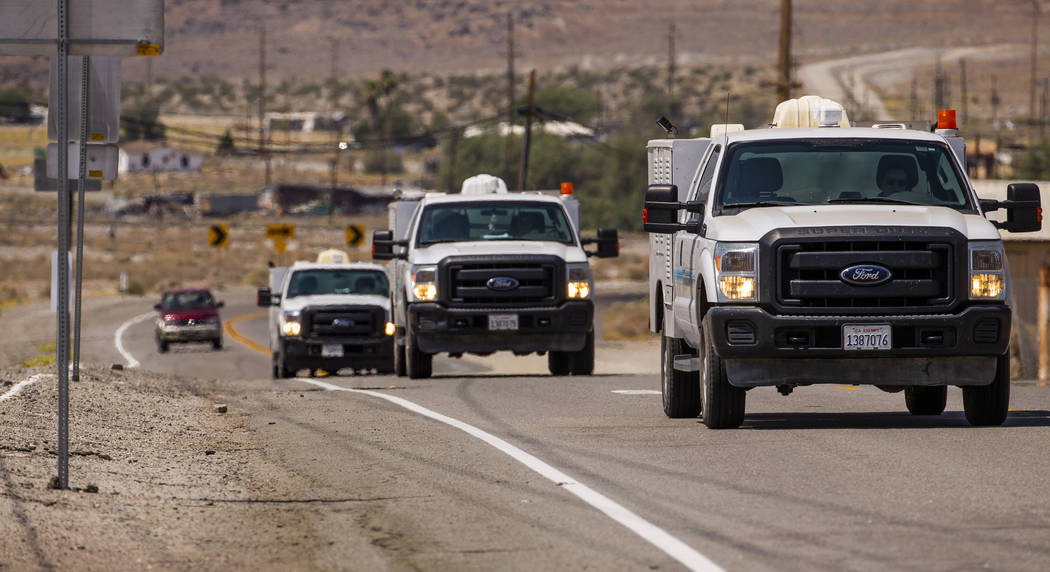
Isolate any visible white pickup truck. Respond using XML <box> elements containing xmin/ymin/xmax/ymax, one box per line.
<box><xmin>372</xmin><ymin>175</ymin><xmax>619</xmax><ymax>379</ymax></box>
<box><xmin>257</xmin><ymin>252</ymin><xmax>395</xmax><ymax>378</ymax></box>
<box><xmin>644</xmin><ymin>97</ymin><xmax>1042</xmax><ymax>428</ymax></box>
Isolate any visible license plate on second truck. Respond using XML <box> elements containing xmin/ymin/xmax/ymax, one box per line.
<box><xmin>488</xmin><ymin>314</ymin><xmax>518</xmax><ymax>331</ymax></box>
<box><xmin>842</xmin><ymin>324</ymin><xmax>891</xmax><ymax>351</ymax></box>
<box><xmin>322</xmin><ymin>344</ymin><xmax>344</xmax><ymax>357</ymax></box>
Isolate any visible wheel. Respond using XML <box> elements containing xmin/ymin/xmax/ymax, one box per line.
<box><xmin>157</xmin><ymin>339</ymin><xmax>169</xmax><ymax>353</ymax></box>
<box><xmin>963</xmin><ymin>353</ymin><xmax>1010</xmax><ymax>426</ymax></box>
<box><xmin>660</xmin><ymin>333</ymin><xmax>699</xmax><ymax>418</ymax></box>
<box><xmin>394</xmin><ymin>341</ymin><xmax>406</xmax><ymax>377</ymax></box>
<box><xmin>569</xmin><ymin>331</ymin><xmax>595</xmax><ymax>375</ymax></box>
<box><xmin>699</xmin><ymin>319</ymin><xmax>745</xmax><ymax>429</ymax></box>
<box><xmin>212</xmin><ymin>337</ymin><xmax>223</xmax><ymax>350</ymax></box>
<box><xmin>905</xmin><ymin>386</ymin><xmax>947</xmax><ymax>415</ymax></box>
<box><xmin>273</xmin><ymin>352</ymin><xmax>295</xmax><ymax>379</ymax></box>
<box><xmin>548</xmin><ymin>351</ymin><xmax>571</xmax><ymax>376</ymax></box>
<box><xmin>405</xmin><ymin>334</ymin><xmax>432</xmax><ymax>379</ymax></box>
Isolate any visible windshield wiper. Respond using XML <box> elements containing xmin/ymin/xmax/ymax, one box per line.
<box><xmin>419</xmin><ymin>239</ymin><xmax>463</xmax><ymax>246</ymax></box>
<box><xmin>724</xmin><ymin>201</ymin><xmax>804</xmax><ymax>209</ymax></box>
<box><xmin>825</xmin><ymin>197</ymin><xmax>923</xmax><ymax>206</ymax></box>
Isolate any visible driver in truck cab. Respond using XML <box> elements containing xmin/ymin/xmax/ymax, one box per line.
<box><xmin>876</xmin><ymin>155</ymin><xmax>917</xmax><ymax>196</ymax></box>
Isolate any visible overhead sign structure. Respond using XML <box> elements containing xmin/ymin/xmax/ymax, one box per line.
<box><xmin>346</xmin><ymin>224</ymin><xmax>365</xmax><ymax>248</ymax></box>
<box><xmin>266</xmin><ymin>224</ymin><xmax>295</xmax><ymax>240</ymax></box>
<box><xmin>46</xmin><ymin>142</ymin><xmax>119</xmax><ymax>180</ymax></box>
<box><xmin>48</xmin><ymin>56</ymin><xmax>121</xmax><ymax>143</ymax></box>
<box><xmin>34</xmin><ymin>157</ymin><xmax>100</xmax><ymax>191</ymax></box>
<box><xmin>208</xmin><ymin>224</ymin><xmax>229</xmax><ymax>248</ymax></box>
<box><xmin>0</xmin><ymin>0</ymin><xmax>165</xmax><ymax>57</ymax></box>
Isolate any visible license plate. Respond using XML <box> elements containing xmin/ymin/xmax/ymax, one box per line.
<box><xmin>322</xmin><ymin>344</ymin><xmax>344</xmax><ymax>357</ymax></box>
<box><xmin>843</xmin><ymin>324</ymin><xmax>891</xmax><ymax>351</ymax></box>
<box><xmin>488</xmin><ymin>314</ymin><xmax>519</xmax><ymax>331</ymax></box>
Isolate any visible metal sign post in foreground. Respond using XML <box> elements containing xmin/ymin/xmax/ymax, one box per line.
<box><xmin>55</xmin><ymin>0</ymin><xmax>71</xmax><ymax>491</ymax></box>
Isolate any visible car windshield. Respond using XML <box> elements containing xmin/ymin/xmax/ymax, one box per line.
<box><xmin>160</xmin><ymin>291</ymin><xmax>215</xmax><ymax>310</ymax></box>
<box><xmin>286</xmin><ymin>269</ymin><xmax>389</xmax><ymax>298</ymax></box>
<box><xmin>716</xmin><ymin>139</ymin><xmax>973</xmax><ymax>211</ymax></box>
<box><xmin>417</xmin><ymin>201</ymin><xmax>575</xmax><ymax>246</ymax></box>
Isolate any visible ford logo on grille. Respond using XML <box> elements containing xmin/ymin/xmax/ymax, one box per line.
<box><xmin>487</xmin><ymin>276</ymin><xmax>519</xmax><ymax>291</ymax></box>
<box><xmin>333</xmin><ymin>318</ymin><xmax>354</xmax><ymax>327</ymax></box>
<box><xmin>840</xmin><ymin>264</ymin><xmax>892</xmax><ymax>286</ymax></box>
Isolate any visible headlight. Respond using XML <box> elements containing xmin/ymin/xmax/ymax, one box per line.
<box><xmin>567</xmin><ymin>263</ymin><xmax>592</xmax><ymax>299</ymax></box>
<box><xmin>409</xmin><ymin>265</ymin><xmax>438</xmax><ymax>302</ymax></box>
<box><xmin>385</xmin><ymin>322</ymin><xmax>396</xmax><ymax>336</ymax></box>
<box><xmin>714</xmin><ymin>243</ymin><xmax>758</xmax><ymax>302</ymax></box>
<box><xmin>969</xmin><ymin>243</ymin><xmax>1006</xmax><ymax>300</ymax></box>
<box><xmin>280</xmin><ymin>311</ymin><xmax>301</xmax><ymax>336</ymax></box>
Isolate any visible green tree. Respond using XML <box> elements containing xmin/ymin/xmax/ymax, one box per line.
<box><xmin>0</xmin><ymin>87</ymin><xmax>31</xmax><ymax>120</ymax></box>
<box><xmin>216</xmin><ymin>130</ymin><xmax>235</xmax><ymax>155</ymax></box>
<box><xmin>1018</xmin><ymin>144</ymin><xmax>1050</xmax><ymax>179</ymax></box>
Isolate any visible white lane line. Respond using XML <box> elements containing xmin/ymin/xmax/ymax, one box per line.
<box><xmin>295</xmin><ymin>377</ymin><xmax>723</xmax><ymax>572</ymax></box>
<box><xmin>0</xmin><ymin>374</ymin><xmax>53</xmax><ymax>403</ymax></box>
<box><xmin>114</xmin><ymin>311</ymin><xmax>156</xmax><ymax>368</ymax></box>
<box><xmin>612</xmin><ymin>390</ymin><xmax>661</xmax><ymax>395</ymax></box>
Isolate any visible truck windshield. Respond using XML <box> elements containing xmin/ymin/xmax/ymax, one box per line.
<box><xmin>717</xmin><ymin>139</ymin><xmax>973</xmax><ymax>211</ymax></box>
<box><xmin>286</xmin><ymin>269</ymin><xmax>389</xmax><ymax>298</ymax></box>
<box><xmin>417</xmin><ymin>202</ymin><xmax>575</xmax><ymax>246</ymax></box>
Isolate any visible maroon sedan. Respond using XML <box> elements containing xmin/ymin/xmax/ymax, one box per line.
<box><xmin>154</xmin><ymin>288</ymin><xmax>224</xmax><ymax>352</ymax></box>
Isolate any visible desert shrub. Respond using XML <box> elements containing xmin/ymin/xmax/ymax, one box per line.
<box><xmin>242</xmin><ymin>268</ymin><xmax>269</xmax><ymax>288</ymax></box>
<box><xmin>601</xmin><ymin>298</ymin><xmax>653</xmax><ymax>341</ymax></box>
<box><xmin>125</xmin><ymin>280</ymin><xmax>146</xmax><ymax>296</ymax></box>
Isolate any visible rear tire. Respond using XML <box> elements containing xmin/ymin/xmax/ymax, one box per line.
<box><xmin>905</xmin><ymin>386</ymin><xmax>947</xmax><ymax>415</ymax></box>
<box><xmin>548</xmin><ymin>352</ymin><xmax>572</xmax><ymax>376</ymax></box>
<box><xmin>963</xmin><ymin>353</ymin><xmax>1010</xmax><ymax>426</ymax></box>
<box><xmin>406</xmin><ymin>334</ymin><xmax>432</xmax><ymax>379</ymax></box>
<box><xmin>660</xmin><ymin>333</ymin><xmax>699</xmax><ymax>418</ymax></box>
<box><xmin>699</xmin><ymin>319</ymin><xmax>745</xmax><ymax>429</ymax></box>
<box><xmin>393</xmin><ymin>340</ymin><xmax>406</xmax><ymax>377</ymax></box>
<box><xmin>569</xmin><ymin>331</ymin><xmax>595</xmax><ymax>375</ymax></box>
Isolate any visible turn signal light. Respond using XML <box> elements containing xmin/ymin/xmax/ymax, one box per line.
<box><xmin>385</xmin><ymin>322</ymin><xmax>396</xmax><ymax>336</ymax></box>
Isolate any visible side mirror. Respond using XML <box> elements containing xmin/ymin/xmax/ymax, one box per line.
<box><xmin>256</xmin><ymin>287</ymin><xmax>272</xmax><ymax>307</ymax></box>
<box><xmin>216</xmin><ymin>301</ymin><xmax>225</xmax><ymax>308</ymax></box>
<box><xmin>1003</xmin><ymin>183</ymin><xmax>1042</xmax><ymax>233</ymax></box>
<box><xmin>373</xmin><ymin>229</ymin><xmax>406</xmax><ymax>260</ymax></box>
<box><xmin>153</xmin><ymin>303</ymin><xmax>162</xmax><ymax>310</ymax></box>
<box><xmin>595</xmin><ymin>227</ymin><xmax>619</xmax><ymax>258</ymax></box>
<box><xmin>643</xmin><ymin>184</ymin><xmax>680</xmax><ymax>233</ymax></box>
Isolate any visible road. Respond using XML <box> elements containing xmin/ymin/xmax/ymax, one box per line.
<box><xmin>798</xmin><ymin>45</ymin><xmax>1024</xmax><ymax>121</ymax></box>
<box><xmin>53</xmin><ymin>293</ymin><xmax>1050</xmax><ymax>570</ymax></box>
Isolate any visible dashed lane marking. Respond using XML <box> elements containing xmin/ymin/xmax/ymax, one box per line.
<box><xmin>612</xmin><ymin>389</ymin><xmax>661</xmax><ymax>395</ymax></box>
<box><xmin>114</xmin><ymin>311</ymin><xmax>155</xmax><ymax>368</ymax></box>
<box><xmin>296</xmin><ymin>377</ymin><xmax>724</xmax><ymax>572</ymax></box>
<box><xmin>224</xmin><ymin>311</ymin><xmax>270</xmax><ymax>355</ymax></box>
<box><xmin>0</xmin><ymin>373</ymin><xmax>52</xmax><ymax>403</ymax></box>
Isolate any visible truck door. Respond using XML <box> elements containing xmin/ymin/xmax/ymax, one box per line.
<box><xmin>676</xmin><ymin>144</ymin><xmax>720</xmax><ymax>347</ymax></box>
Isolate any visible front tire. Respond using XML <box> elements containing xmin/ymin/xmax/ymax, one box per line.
<box><xmin>905</xmin><ymin>386</ymin><xmax>947</xmax><ymax>415</ymax></box>
<box><xmin>660</xmin><ymin>333</ymin><xmax>699</xmax><ymax>418</ymax></box>
<box><xmin>405</xmin><ymin>333</ymin><xmax>432</xmax><ymax>379</ymax></box>
<box><xmin>393</xmin><ymin>340</ymin><xmax>406</xmax><ymax>377</ymax></box>
<box><xmin>548</xmin><ymin>351</ymin><xmax>571</xmax><ymax>376</ymax></box>
<box><xmin>963</xmin><ymin>353</ymin><xmax>1010</xmax><ymax>426</ymax></box>
<box><xmin>569</xmin><ymin>331</ymin><xmax>595</xmax><ymax>375</ymax></box>
<box><xmin>157</xmin><ymin>339</ymin><xmax>169</xmax><ymax>353</ymax></box>
<box><xmin>699</xmin><ymin>319</ymin><xmax>745</xmax><ymax>429</ymax></box>
<box><xmin>212</xmin><ymin>337</ymin><xmax>223</xmax><ymax>350</ymax></box>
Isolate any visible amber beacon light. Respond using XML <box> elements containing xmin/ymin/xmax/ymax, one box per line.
<box><xmin>937</xmin><ymin>109</ymin><xmax>957</xmax><ymax>130</ymax></box>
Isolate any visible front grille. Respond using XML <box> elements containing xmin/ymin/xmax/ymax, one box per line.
<box><xmin>302</xmin><ymin>306</ymin><xmax>384</xmax><ymax>339</ymax></box>
<box><xmin>442</xmin><ymin>256</ymin><xmax>559</xmax><ymax>306</ymax></box>
<box><xmin>777</xmin><ymin>240</ymin><xmax>953</xmax><ymax>311</ymax></box>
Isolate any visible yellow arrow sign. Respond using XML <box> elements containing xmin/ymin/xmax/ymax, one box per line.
<box><xmin>208</xmin><ymin>224</ymin><xmax>229</xmax><ymax>248</ymax></box>
<box><xmin>273</xmin><ymin>238</ymin><xmax>288</xmax><ymax>254</ymax></box>
<box><xmin>266</xmin><ymin>224</ymin><xmax>295</xmax><ymax>240</ymax></box>
<box><xmin>346</xmin><ymin>224</ymin><xmax>365</xmax><ymax>248</ymax></box>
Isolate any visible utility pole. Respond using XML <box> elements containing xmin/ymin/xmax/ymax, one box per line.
<box><xmin>328</xmin><ymin>38</ymin><xmax>339</xmax><ymax>223</ymax></box>
<box><xmin>909</xmin><ymin>75</ymin><xmax>919</xmax><ymax>120</ymax></box>
<box><xmin>776</xmin><ymin>0</ymin><xmax>793</xmax><ymax>102</ymax></box>
<box><xmin>1042</xmin><ymin>77</ymin><xmax>1049</xmax><ymax>140</ymax></box>
<box><xmin>667</xmin><ymin>22</ymin><xmax>676</xmax><ymax>98</ymax></box>
<box><xmin>933</xmin><ymin>58</ymin><xmax>946</xmax><ymax>112</ymax></box>
<box><xmin>1031</xmin><ymin>0</ymin><xmax>1040</xmax><ymax>119</ymax></box>
<box><xmin>959</xmin><ymin>58</ymin><xmax>968</xmax><ymax>125</ymax></box>
<box><xmin>505</xmin><ymin>13</ymin><xmax>515</xmax><ymax>179</ymax></box>
<box><xmin>516</xmin><ymin>70</ymin><xmax>536</xmax><ymax>191</ymax></box>
<box><xmin>258</xmin><ymin>25</ymin><xmax>270</xmax><ymax>187</ymax></box>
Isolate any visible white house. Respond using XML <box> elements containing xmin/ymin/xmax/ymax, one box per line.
<box><xmin>118</xmin><ymin>142</ymin><xmax>203</xmax><ymax>174</ymax></box>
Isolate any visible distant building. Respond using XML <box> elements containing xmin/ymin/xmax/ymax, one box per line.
<box><xmin>464</xmin><ymin>120</ymin><xmax>595</xmax><ymax>142</ymax></box>
<box><xmin>258</xmin><ymin>183</ymin><xmax>391</xmax><ymax>216</ymax></box>
<box><xmin>118</xmin><ymin>142</ymin><xmax>203</xmax><ymax>173</ymax></box>
<box><xmin>263</xmin><ymin>111</ymin><xmax>347</xmax><ymax>135</ymax></box>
